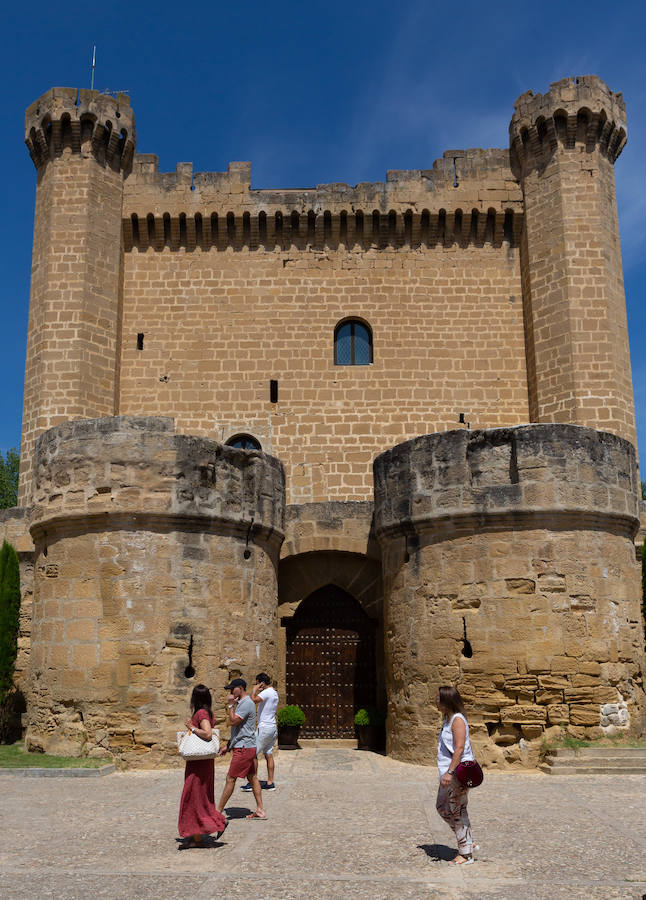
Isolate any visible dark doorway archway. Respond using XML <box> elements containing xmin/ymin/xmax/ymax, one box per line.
<box><xmin>285</xmin><ymin>585</ymin><xmax>376</xmax><ymax>738</ymax></box>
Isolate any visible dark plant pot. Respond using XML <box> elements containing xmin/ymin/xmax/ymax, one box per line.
<box><xmin>277</xmin><ymin>725</ymin><xmax>302</xmax><ymax>749</ymax></box>
<box><xmin>356</xmin><ymin>724</ymin><xmax>386</xmax><ymax>751</ymax></box>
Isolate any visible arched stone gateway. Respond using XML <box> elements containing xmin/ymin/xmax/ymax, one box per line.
<box><xmin>278</xmin><ymin>546</ymin><xmax>383</xmax><ymax>738</ymax></box>
<box><xmin>285</xmin><ymin>585</ymin><xmax>377</xmax><ymax>738</ymax></box>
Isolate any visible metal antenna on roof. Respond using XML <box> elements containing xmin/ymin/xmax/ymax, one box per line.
<box><xmin>90</xmin><ymin>45</ymin><xmax>96</xmax><ymax>90</ymax></box>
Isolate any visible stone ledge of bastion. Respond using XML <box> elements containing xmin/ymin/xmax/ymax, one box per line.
<box><xmin>373</xmin><ymin>424</ymin><xmax>640</xmax><ymax>542</ymax></box>
<box><xmin>123</xmin><ymin>148</ymin><xmax>523</xmax><ymax>219</ymax></box>
<box><xmin>29</xmin><ymin>416</ymin><xmax>285</xmax><ymax>550</ymax></box>
<box><xmin>0</xmin><ymin>508</ymin><xmax>35</xmax><ymax>698</ymax></box>
<box><xmin>637</xmin><ymin>500</ymin><xmax>646</xmax><ymax>549</ymax></box>
<box><xmin>0</xmin><ymin>507</ymin><xmax>34</xmax><ymax>554</ymax></box>
<box><xmin>282</xmin><ymin>500</ymin><xmax>378</xmax><ymax>559</ymax></box>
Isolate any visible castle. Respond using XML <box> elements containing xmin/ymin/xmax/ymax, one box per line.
<box><xmin>2</xmin><ymin>75</ymin><xmax>644</xmax><ymax>767</ymax></box>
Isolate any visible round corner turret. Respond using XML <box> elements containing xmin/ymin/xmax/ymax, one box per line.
<box><xmin>25</xmin><ymin>87</ymin><xmax>137</xmax><ymax>174</ymax></box>
<box><xmin>509</xmin><ymin>75</ymin><xmax>627</xmax><ymax>177</ymax></box>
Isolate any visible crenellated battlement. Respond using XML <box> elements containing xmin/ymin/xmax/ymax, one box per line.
<box><xmin>129</xmin><ymin>146</ymin><xmax>514</xmax><ymax>199</ymax></box>
<box><xmin>122</xmin><ymin>148</ymin><xmax>523</xmax><ymax>252</ymax></box>
<box><xmin>25</xmin><ymin>87</ymin><xmax>137</xmax><ymax>173</ymax></box>
<box><xmin>510</xmin><ymin>75</ymin><xmax>627</xmax><ymax>176</ymax></box>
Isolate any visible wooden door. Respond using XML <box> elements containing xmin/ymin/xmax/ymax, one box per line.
<box><xmin>286</xmin><ymin>585</ymin><xmax>376</xmax><ymax>738</ymax></box>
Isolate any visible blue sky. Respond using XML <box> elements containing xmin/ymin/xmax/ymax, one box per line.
<box><xmin>2</xmin><ymin>0</ymin><xmax>646</xmax><ymax>465</ymax></box>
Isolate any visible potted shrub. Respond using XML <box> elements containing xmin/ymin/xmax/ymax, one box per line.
<box><xmin>354</xmin><ymin>707</ymin><xmax>386</xmax><ymax>751</ymax></box>
<box><xmin>277</xmin><ymin>705</ymin><xmax>305</xmax><ymax>748</ymax></box>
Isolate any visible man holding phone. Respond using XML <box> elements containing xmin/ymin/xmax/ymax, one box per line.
<box><xmin>241</xmin><ymin>673</ymin><xmax>279</xmax><ymax>792</ymax></box>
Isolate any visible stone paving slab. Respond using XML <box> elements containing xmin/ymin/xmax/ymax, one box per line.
<box><xmin>1</xmin><ymin>747</ymin><xmax>645</xmax><ymax>899</ymax></box>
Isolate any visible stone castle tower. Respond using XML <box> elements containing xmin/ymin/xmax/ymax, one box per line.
<box><xmin>2</xmin><ymin>76</ymin><xmax>642</xmax><ymax>767</ymax></box>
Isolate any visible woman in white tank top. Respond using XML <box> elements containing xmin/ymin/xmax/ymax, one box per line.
<box><xmin>435</xmin><ymin>685</ymin><xmax>476</xmax><ymax>866</ymax></box>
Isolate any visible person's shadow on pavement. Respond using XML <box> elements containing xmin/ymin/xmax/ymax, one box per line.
<box><xmin>223</xmin><ymin>806</ymin><xmax>253</xmax><ymax>819</ymax></box>
<box><xmin>418</xmin><ymin>843</ymin><xmax>455</xmax><ymax>861</ymax></box>
<box><xmin>176</xmin><ymin>835</ymin><xmax>226</xmax><ymax>851</ymax></box>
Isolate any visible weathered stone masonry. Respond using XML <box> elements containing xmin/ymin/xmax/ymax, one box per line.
<box><xmin>374</xmin><ymin>425</ymin><xmax>643</xmax><ymax>766</ymax></box>
<box><xmin>26</xmin><ymin>417</ymin><xmax>284</xmax><ymax>764</ymax></box>
<box><xmin>8</xmin><ymin>75</ymin><xmax>645</xmax><ymax>765</ymax></box>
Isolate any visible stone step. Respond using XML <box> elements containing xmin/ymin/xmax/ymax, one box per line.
<box><xmin>550</xmin><ymin>746</ymin><xmax>646</xmax><ymax>759</ymax></box>
<box><xmin>297</xmin><ymin>738</ymin><xmax>357</xmax><ymax>748</ymax></box>
<box><xmin>549</xmin><ymin>756</ymin><xmax>646</xmax><ymax>766</ymax></box>
<box><xmin>548</xmin><ymin>756</ymin><xmax>646</xmax><ymax>769</ymax></box>
<box><xmin>541</xmin><ymin>745</ymin><xmax>646</xmax><ymax>774</ymax></box>
<box><xmin>541</xmin><ymin>763</ymin><xmax>646</xmax><ymax>775</ymax></box>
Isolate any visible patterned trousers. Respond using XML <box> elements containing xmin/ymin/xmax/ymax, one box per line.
<box><xmin>436</xmin><ymin>778</ymin><xmax>473</xmax><ymax>855</ymax></box>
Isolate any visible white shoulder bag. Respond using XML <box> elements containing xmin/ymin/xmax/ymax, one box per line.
<box><xmin>177</xmin><ymin>728</ymin><xmax>220</xmax><ymax>760</ymax></box>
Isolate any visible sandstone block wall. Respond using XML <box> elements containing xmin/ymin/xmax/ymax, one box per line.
<box><xmin>117</xmin><ymin>150</ymin><xmax>527</xmax><ymax>504</ymax></box>
<box><xmin>26</xmin><ymin>416</ymin><xmax>285</xmax><ymax>765</ymax></box>
<box><xmin>374</xmin><ymin>425</ymin><xmax>645</xmax><ymax>767</ymax></box>
<box><xmin>20</xmin><ymin>78</ymin><xmax>635</xmax><ymax>512</ymax></box>
<box><xmin>282</xmin><ymin>500</ymin><xmax>375</xmax><ymax>559</ymax></box>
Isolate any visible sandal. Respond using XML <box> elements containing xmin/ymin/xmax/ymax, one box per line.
<box><xmin>180</xmin><ymin>835</ymin><xmax>203</xmax><ymax>850</ymax></box>
<box><xmin>448</xmin><ymin>854</ymin><xmax>474</xmax><ymax>866</ymax></box>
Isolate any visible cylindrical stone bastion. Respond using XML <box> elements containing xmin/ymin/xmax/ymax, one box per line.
<box><xmin>374</xmin><ymin>424</ymin><xmax>645</xmax><ymax>768</ymax></box>
<box><xmin>27</xmin><ymin>416</ymin><xmax>285</xmax><ymax>766</ymax></box>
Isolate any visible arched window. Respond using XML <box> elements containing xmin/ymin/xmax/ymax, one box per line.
<box><xmin>226</xmin><ymin>434</ymin><xmax>262</xmax><ymax>451</ymax></box>
<box><xmin>334</xmin><ymin>319</ymin><xmax>373</xmax><ymax>366</ymax></box>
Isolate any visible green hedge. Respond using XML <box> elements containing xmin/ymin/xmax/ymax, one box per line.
<box><xmin>354</xmin><ymin>706</ymin><xmax>385</xmax><ymax>727</ymax></box>
<box><xmin>277</xmin><ymin>705</ymin><xmax>305</xmax><ymax>727</ymax></box>
<box><xmin>0</xmin><ymin>541</ymin><xmax>21</xmax><ymax>743</ymax></box>
<box><xmin>0</xmin><ymin>541</ymin><xmax>20</xmax><ymax>705</ymax></box>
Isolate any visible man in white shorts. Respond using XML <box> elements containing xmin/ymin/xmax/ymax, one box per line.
<box><xmin>241</xmin><ymin>673</ymin><xmax>279</xmax><ymax>792</ymax></box>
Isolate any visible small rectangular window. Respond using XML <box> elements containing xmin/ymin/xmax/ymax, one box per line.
<box><xmin>137</xmin><ymin>333</ymin><xmax>144</xmax><ymax>351</ymax></box>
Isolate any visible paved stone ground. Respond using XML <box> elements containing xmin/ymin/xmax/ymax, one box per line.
<box><xmin>1</xmin><ymin>747</ymin><xmax>646</xmax><ymax>899</ymax></box>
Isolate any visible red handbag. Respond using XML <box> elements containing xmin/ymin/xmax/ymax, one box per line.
<box><xmin>455</xmin><ymin>760</ymin><xmax>484</xmax><ymax>788</ymax></box>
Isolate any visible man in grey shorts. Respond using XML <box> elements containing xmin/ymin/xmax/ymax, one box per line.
<box><xmin>241</xmin><ymin>673</ymin><xmax>279</xmax><ymax>792</ymax></box>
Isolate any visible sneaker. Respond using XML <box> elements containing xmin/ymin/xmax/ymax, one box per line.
<box><xmin>264</xmin><ymin>783</ymin><xmax>276</xmax><ymax>791</ymax></box>
<box><xmin>240</xmin><ymin>782</ymin><xmax>253</xmax><ymax>792</ymax></box>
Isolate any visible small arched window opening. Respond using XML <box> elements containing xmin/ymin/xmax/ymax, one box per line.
<box><xmin>226</xmin><ymin>434</ymin><xmax>262</xmax><ymax>451</ymax></box>
<box><xmin>334</xmin><ymin>319</ymin><xmax>373</xmax><ymax>366</ymax></box>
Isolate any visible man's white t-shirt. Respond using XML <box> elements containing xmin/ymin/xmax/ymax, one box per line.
<box><xmin>257</xmin><ymin>686</ymin><xmax>279</xmax><ymax>727</ymax></box>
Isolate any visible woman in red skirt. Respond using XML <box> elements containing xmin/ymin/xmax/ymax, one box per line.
<box><xmin>178</xmin><ymin>684</ymin><xmax>227</xmax><ymax>848</ymax></box>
